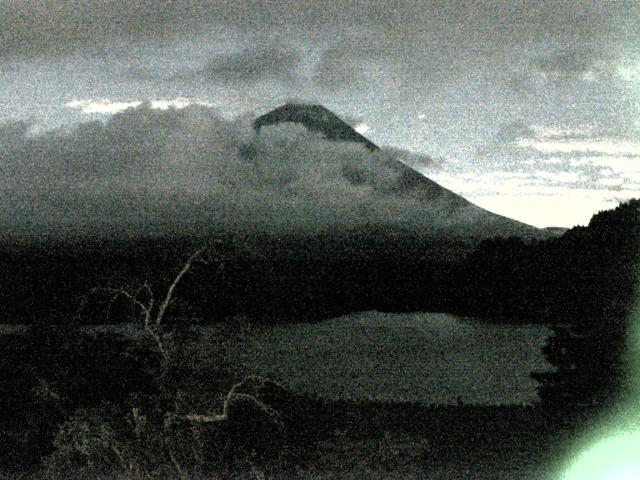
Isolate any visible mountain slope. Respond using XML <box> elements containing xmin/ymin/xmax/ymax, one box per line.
<box><xmin>254</xmin><ymin>103</ymin><xmax>545</xmax><ymax>241</ymax></box>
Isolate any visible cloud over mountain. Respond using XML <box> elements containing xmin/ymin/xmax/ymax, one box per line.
<box><xmin>0</xmin><ymin>103</ymin><xmax>462</xmax><ymax>237</ymax></box>
<box><xmin>0</xmin><ymin>102</ymin><xmax>546</xmax><ymax>239</ymax></box>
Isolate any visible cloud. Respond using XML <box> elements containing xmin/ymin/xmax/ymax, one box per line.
<box><xmin>527</xmin><ymin>45</ymin><xmax>640</xmax><ymax>85</ymax></box>
<box><xmin>313</xmin><ymin>45</ymin><xmax>371</xmax><ymax>90</ymax></box>
<box><xmin>196</xmin><ymin>47</ymin><xmax>301</xmax><ymax>83</ymax></box>
<box><xmin>494</xmin><ymin>123</ymin><xmax>538</xmax><ymax>144</ymax></box>
<box><xmin>508</xmin><ymin>124</ymin><xmax>640</xmax><ymax>157</ymax></box>
<box><xmin>66</xmin><ymin>100</ymin><xmax>143</xmax><ymax>115</ymax></box>
<box><xmin>3</xmin><ymin>0</ymin><xmax>638</xmax><ymax>91</ymax></box>
<box><xmin>430</xmin><ymin>169</ymin><xmax>639</xmax><ymax>227</ymax></box>
<box><xmin>430</xmin><ymin>116</ymin><xmax>640</xmax><ymax>227</ymax></box>
<box><xmin>354</xmin><ymin>123</ymin><xmax>369</xmax><ymax>134</ymax></box>
<box><xmin>0</xmin><ymin>121</ymin><xmax>31</xmax><ymax>144</ymax></box>
<box><xmin>533</xmin><ymin>49</ymin><xmax>599</xmax><ymax>79</ymax></box>
<box><xmin>478</xmin><ymin>122</ymin><xmax>640</xmax><ymax>169</ymax></box>
<box><xmin>0</xmin><ymin>103</ymin><xmax>455</xmax><ymax>238</ymax></box>
<box><xmin>569</xmin><ymin>155</ymin><xmax>640</xmax><ymax>177</ymax></box>
<box><xmin>0</xmin><ymin>0</ymin><xmax>204</xmax><ymax>57</ymax></box>
<box><xmin>517</xmin><ymin>138</ymin><xmax>640</xmax><ymax>156</ymax></box>
<box><xmin>474</xmin><ymin>122</ymin><xmax>538</xmax><ymax>169</ymax></box>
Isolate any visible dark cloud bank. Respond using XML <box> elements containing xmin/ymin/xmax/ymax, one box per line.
<box><xmin>0</xmin><ymin>103</ymin><xmax>539</xmax><ymax>240</ymax></box>
<box><xmin>2</xmin><ymin>1</ymin><xmax>637</xmax><ymax>56</ymax></box>
<box><xmin>2</xmin><ymin>103</ymin><xmax>505</xmax><ymax>238</ymax></box>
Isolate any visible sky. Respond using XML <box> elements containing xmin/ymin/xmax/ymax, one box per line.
<box><xmin>1</xmin><ymin>0</ymin><xmax>639</xmax><ymax>229</ymax></box>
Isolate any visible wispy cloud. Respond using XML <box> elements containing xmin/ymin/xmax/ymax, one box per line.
<box><xmin>531</xmin><ymin>48</ymin><xmax>612</xmax><ymax>83</ymax></box>
<box><xmin>195</xmin><ymin>47</ymin><xmax>301</xmax><ymax>84</ymax></box>
<box><xmin>517</xmin><ymin>138</ymin><xmax>640</xmax><ymax>156</ymax></box>
<box><xmin>312</xmin><ymin>43</ymin><xmax>380</xmax><ymax>91</ymax></box>
<box><xmin>430</xmin><ymin>163</ymin><xmax>639</xmax><ymax>228</ymax></box>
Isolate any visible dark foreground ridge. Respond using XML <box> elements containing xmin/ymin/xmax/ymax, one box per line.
<box><xmin>254</xmin><ymin>103</ymin><xmax>379</xmax><ymax>151</ymax></box>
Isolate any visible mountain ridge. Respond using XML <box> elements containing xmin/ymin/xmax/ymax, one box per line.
<box><xmin>254</xmin><ymin>103</ymin><xmax>379</xmax><ymax>151</ymax></box>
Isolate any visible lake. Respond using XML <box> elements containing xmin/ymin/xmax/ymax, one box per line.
<box><xmin>206</xmin><ymin>311</ymin><xmax>553</xmax><ymax>405</ymax></box>
<box><xmin>1</xmin><ymin>312</ymin><xmax>552</xmax><ymax>405</ymax></box>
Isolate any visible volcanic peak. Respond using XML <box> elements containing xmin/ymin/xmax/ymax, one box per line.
<box><xmin>253</xmin><ymin>103</ymin><xmax>379</xmax><ymax>151</ymax></box>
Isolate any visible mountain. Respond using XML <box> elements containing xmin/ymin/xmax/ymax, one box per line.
<box><xmin>254</xmin><ymin>103</ymin><xmax>547</xmax><ymax>241</ymax></box>
<box><xmin>0</xmin><ymin>103</ymin><xmax>564</xmax><ymax>324</ymax></box>
<box><xmin>254</xmin><ymin>103</ymin><xmax>379</xmax><ymax>151</ymax></box>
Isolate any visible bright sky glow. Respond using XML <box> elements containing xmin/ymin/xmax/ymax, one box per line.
<box><xmin>66</xmin><ymin>99</ymin><xmax>143</xmax><ymax>114</ymax></box>
<box><xmin>429</xmin><ymin>168</ymin><xmax>639</xmax><ymax>227</ymax></box>
<box><xmin>66</xmin><ymin>98</ymin><xmax>217</xmax><ymax>115</ymax></box>
<box><xmin>602</xmin><ymin>466</ymin><xmax>640</xmax><ymax>480</ymax></box>
<box><xmin>470</xmin><ymin>194</ymin><xmax>616</xmax><ymax>228</ymax></box>
<box><xmin>618</xmin><ymin>62</ymin><xmax>640</xmax><ymax>83</ymax></box>
<box><xmin>354</xmin><ymin>122</ymin><xmax>369</xmax><ymax>134</ymax></box>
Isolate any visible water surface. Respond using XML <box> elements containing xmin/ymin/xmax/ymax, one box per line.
<box><xmin>216</xmin><ymin>311</ymin><xmax>552</xmax><ymax>405</ymax></box>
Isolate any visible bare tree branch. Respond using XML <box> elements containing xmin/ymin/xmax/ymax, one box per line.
<box><xmin>93</xmin><ymin>287</ymin><xmax>151</xmax><ymax>323</ymax></box>
<box><xmin>88</xmin><ymin>247</ymin><xmax>206</xmax><ymax>362</ymax></box>
<box><xmin>155</xmin><ymin>247</ymin><xmax>207</xmax><ymax>327</ymax></box>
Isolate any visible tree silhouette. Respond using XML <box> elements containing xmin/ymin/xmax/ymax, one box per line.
<box><xmin>532</xmin><ymin>199</ymin><xmax>640</xmax><ymax>412</ymax></box>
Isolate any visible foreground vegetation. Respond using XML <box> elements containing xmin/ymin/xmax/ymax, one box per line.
<box><xmin>1</xmin><ymin>199</ymin><xmax>638</xmax><ymax>478</ymax></box>
<box><xmin>1</xmin><ymin>323</ymin><xmax>587</xmax><ymax>479</ymax></box>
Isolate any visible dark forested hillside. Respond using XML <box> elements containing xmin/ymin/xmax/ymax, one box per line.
<box><xmin>455</xmin><ymin>199</ymin><xmax>639</xmax><ymax>325</ymax></box>
<box><xmin>528</xmin><ymin>200</ymin><xmax>640</xmax><ymax>411</ymax></box>
<box><xmin>0</xmin><ymin>201</ymin><xmax>637</xmax><ymax>328</ymax></box>
<box><xmin>0</xmin><ymin>227</ymin><xmax>473</xmax><ymax>325</ymax></box>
